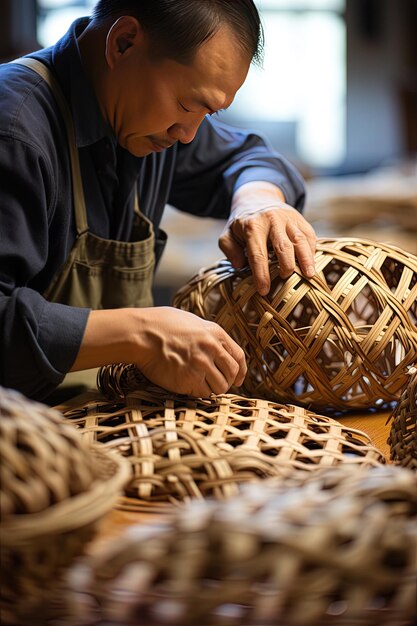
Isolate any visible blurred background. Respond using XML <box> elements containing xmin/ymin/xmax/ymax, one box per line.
<box><xmin>1</xmin><ymin>0</ymin><xmax>416</xmax><ymax>302</ymax></box>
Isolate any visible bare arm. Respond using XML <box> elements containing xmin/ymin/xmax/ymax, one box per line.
<box><xmin>70</xmin><ymin>307</ymin><xmax>247</xmax><ymax>397</ymax></box>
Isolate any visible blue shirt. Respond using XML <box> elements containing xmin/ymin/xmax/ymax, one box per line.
<box><xmin>0</xmin><ymin>18</ymin><xmax>306</xmax><ymax>400</ymax></box>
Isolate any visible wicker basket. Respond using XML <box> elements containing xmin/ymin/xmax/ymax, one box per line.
<box><xmin>0</xmin><ymin>387</ymin><xmax>131</xmax><ymax>625</ymax></box>
<box><xmin>65</xmin><ymin>465</ymin><xmax>417</xmax><ymax>626</ymax></box>
<box><xmin>173</xmin><ymin>237</ymin><xmax>417</xmax><ymax>412</ymax></box>
<box><xmin>387</xmin><ymin>366</ymin><xmax>417</xmax><ymax>469</ymax></box>
<box><xmin>61</xmin><ymin>366</ymin><xmax>385</xmax><ymax>513</ymax></box>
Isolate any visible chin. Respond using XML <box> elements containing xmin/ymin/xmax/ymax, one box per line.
<box><xmin>122</xmin><ymin>135</ymin><xmax>152</xmax><ymax>157</ymax></box>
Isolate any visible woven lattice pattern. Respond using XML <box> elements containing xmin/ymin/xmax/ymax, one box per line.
<box><xmin>173</xmin><ymin>237</ymin><xmax>417</xmax><ymax>411</ymax></box>
<box><xmin>65</xmin><ymin>465</ymin><xmax>417</xmax><ymax>626</ymax></box>
<box><xmin>62</xmin><ymin>370</ymin><xmax>384</xmax><ymax>513</ymax></box>
<box><xmin>388</xmin><ymin>366</ymin><xmax>417</xmax><ymax>469</ymax></box>
<box><xmin>0</xmin><ymin>387</ymin><xmax>130</xmax><ymax>625</ymax></box>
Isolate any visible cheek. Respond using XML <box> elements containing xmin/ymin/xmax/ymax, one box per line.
<box><xmin>124</xmin><ymin>84</ymin><xmax>176</xmax><ymax>136</ymax></box>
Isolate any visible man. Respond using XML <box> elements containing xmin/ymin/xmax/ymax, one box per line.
<box><xmin>0</xmin><ymin>0</ymin><xmax>316</xmax><ymax>401</ymax></box>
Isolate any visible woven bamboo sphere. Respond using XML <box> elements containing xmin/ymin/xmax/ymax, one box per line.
<box><xmin>65</xmin><ymin>465</ymin><xmax>417</xmax><ymax>626</ymax></box>
<box><xmin>0</xmin><ymin>387</ymin><xmax>130</xmax><ymax>625</ymax></box>
<box><xmin>173</xmin><ymin>237</ymin><xmax>417</xmax><ymax>411</ymax></box>
<box><xmin>61</xmin><ymin>364</ymin><xmax>385</xmax><ymax>513</ymax></box>
<box><xmin>388</xmin><ymin>366</ymin><xmax>417</xmax><ymax>469</ymax></box>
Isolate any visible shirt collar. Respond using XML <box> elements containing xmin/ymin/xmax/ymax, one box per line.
<box><xmin>51</xmin><ymin>17</ymin><xmax>115</xmax><ymax>148</ymax></box>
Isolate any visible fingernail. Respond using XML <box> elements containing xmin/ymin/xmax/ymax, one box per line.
<box><xmin>306</xmin><ymin>266</ymin><xmax>315</xmax><ymax>277</ymax></box>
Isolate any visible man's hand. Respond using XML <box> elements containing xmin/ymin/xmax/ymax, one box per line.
<box><xmin>219</xmin><ymin>181</ymin><xmax>317</xmax><ymax>296</ymax></box>
<box><xmin>132</xmin><ymin>307</ymin><xmax>247</xmax><ymax>397</ymax></box>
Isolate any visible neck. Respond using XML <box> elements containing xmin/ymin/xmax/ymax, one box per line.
<box><xmin>77</xmin><ymin>21</ymin><xmax>108</xmax><ymax>121</ymax></box>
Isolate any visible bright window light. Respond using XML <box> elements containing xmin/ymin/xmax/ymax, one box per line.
<box><xmin>37</xmin><ymin>0</ymin><xmax>94</xmax><ymax>47</ymax></box>
<box><xmin>225</xmin><ymin>1</ymin><xmax>346</xmax><ymax>168</ymax></box>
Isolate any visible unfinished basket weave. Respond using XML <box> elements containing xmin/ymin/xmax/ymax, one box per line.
<box><xmin>61</xmin><ymin>366</ymin><xmax>384</xmax><ymax>513</ymax></box>
<box><xmin>387</xmin><ymin>366</ymin><xmax>417</xmax><ymax>469</ymax></box>
<box><xmin>0</xmin><ymin>387</ymin><xmax>130</xmax><ymax>625</ymax></box>
<box><xmin>173</xmin><ymin>237</ymin><xmax>417</xmax><ymax>411</ymax></box>
<box><xmin>65</xmin><ymin>465</ymin><xmax>417</xmax><ymax>626</ymax></box>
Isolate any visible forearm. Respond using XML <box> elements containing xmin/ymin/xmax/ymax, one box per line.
<box><xmin>70</xmin><ymin>308</ymin><xmax>142</xmax><ymax>371</ymax></box>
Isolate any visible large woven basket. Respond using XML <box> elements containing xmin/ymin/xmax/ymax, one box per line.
<box><xmin>387</xmin><ymin>366</ymin><xmax>417</xmax><ymax>469</ymax></box>
<box><xmin>173</xmin><ymin>237</ymin><xmax>417</xmax><ymax>412</ymax></box>
<box><xmin>65</xmin><ymin>465</ymin><xmax>417</xmax><ymax>626</ymax></box>
<box><xmin>0</xmin><ymin>387</ymin><xmax>130</xmax><ymax>625</ymax></box>
<box><xmin>60</xmin><ymin>364</ymin><xmax>385</xmax><ymax>513</ymax></box>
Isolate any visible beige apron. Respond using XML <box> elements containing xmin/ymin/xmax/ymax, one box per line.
<box><xmin>13</xmin><ymin>57</ymin><xmax>155</xmax><ymax>309</ymax></box>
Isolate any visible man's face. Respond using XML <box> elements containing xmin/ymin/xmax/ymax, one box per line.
<box><xmin>104</xmin><ymin>25</ymin><xmax>251</xmax><ymax>157</ymax></box>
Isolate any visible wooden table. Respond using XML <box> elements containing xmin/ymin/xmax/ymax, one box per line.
<box><xmin>54</xmin><ymin>385</ymin><xmax>393</xmax><ymax>550</ymax></box>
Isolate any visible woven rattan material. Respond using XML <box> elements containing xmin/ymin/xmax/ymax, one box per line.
<box><xmin>173</xmin><ymin>237</ymin><xmax>417</xmax><ymax>411</ymax></box>
<box><xmin>388</xmin><ymin>366</ymin><xmax>417</xmax><ymax>469</ymax></box>
<box><xmin>62</xmin><ymin>372</ymin><xmax>384</xmax><ymax>513</ymax></box>
<box><xmin>0</xmin><ymin>387</ymin><xmax>130</xmax><ymax>625</ymax></box>
<box><xmin>65</xmin><ymin>465</ymin><xmax>417</xmax><ymax>626</ymax></box>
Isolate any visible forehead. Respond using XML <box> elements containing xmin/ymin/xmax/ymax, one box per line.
<box><xmin>157</xmin><ymin>26</ymin><xmax>251</xmax><ymax>110</ymax></box>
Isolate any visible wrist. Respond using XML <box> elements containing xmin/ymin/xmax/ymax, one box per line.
<box><xmin>231</xmin><ymin>181</ymin><xmax>287</xmax><ymax>218</ymax></box>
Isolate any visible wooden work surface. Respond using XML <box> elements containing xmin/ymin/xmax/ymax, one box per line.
<box><xmin>54</xmin><ymin>386</ymin><xmax>393</xmax><ymax>551</ymax></box>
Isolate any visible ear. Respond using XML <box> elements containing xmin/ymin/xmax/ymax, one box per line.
<box><xmin>105</xmin><ymin>15</ymin><xmax>144</xmax><ymax>69</ymax></box>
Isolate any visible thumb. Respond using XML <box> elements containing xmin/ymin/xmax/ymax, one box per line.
<box><xmin>219</xmin><ymin>229</ymin><xmax>246</xmax><ymax>269</ymax></box>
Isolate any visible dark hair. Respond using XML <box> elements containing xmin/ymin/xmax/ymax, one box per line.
<box><xmin>92</xmin><ymin>0</ymin><xmax>263</xmax><ymax>65</ymax></box>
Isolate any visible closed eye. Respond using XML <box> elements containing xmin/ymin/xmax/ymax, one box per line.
<box><xmin>178</xmin><ymin>101</ymin><xmax>192</xmax><ymax>113</ymax></box>
<box><xmin>179</xmin><ymin>100</ymin><xmax>226</xmax><ymax>116</ymax></box>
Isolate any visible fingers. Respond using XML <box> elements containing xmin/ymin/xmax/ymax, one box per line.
<box><xmin>288</xmin><ymin>223</ymin><xmax>316</xmax><ymax>278</ymax></box>
<box><xmin>221</xmin><ymin>221</ymin><xmax>271</xmax><ymax>296</ymax></box>
<box><xmin>191</xmin><ymin>343</ymin><xmax>246</xmax><ymax>397</ymax></box>
<box><xmin>225</xmin><ymin>341</ymin><xmax>247</xmax><ymax>387</ymax></box>
<box><xmin>269</xmin><ymin>230</ymin><xmax>296</xmax><ymax>279</ymax></box>
<box><xmin>271</xmin><ymin>221</ymin><xmax>316</xmax><ymax>279</ymax></box>
<box><xmin>190</xmin><ymin>379</ymin><xmax>213</xmax><ymax>398</ymax></box>
<box><xmin>217</xmin><ymin>337</ymin><xmax>247</xmax><ymax>387</ymax></box>
<box><xmin>245</xmin><ymin>232</ymin><xmax>270</xmax><ymax>296</ymax></box>
<box><xmin>218</xmin><ymin>231</ymin><xmax>246</xmax><ymax>270</ymax></box>
<box><xmin>195</xmin><ymin>326</ymin><xmax>247</xmax><ymax>396</ymax></box>
<box><xmin>204</xmin><ymin>368</ymin><xmax>230</xmax><ymax>396</ymax></box>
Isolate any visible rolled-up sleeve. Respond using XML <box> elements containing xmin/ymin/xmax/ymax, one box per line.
<box><xmin>0</xmin><ymin>135</ymin><xmax>89</xmax><ymax>400</ymax></box>
<box><xmin>168</xmin><ymin>116</ymin><xmax>306</xmax><ymax>219</ymax></box>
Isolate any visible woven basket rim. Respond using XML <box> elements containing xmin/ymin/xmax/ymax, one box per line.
<box><xmin>0</xmin><ymin>444</ymin><xmax>130</xmax><ymax>544</ymax></box>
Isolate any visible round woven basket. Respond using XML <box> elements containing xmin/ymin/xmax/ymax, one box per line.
<box><xmin>0</xmin><ymin>387</ymin><xmax>130</xmax><ymax>625</ymax></box>
<box><xmin>387</xmin><ymin>366</ymin><xmax>417</xmax><ymax>469</ymax></box>
<box><xmin>173</xmin><ymin>237</ymin><xmax>417</xmax><ymax>411</ymax></box>
<box><xmin>65</xmin><ymin>465</ymin><xmax>417</xmax><ymax>626</ymax></box>
<box><xmin>60</xmin><ymin>364</ymin><xmax>385</xmax><ymax>513</ymax></box>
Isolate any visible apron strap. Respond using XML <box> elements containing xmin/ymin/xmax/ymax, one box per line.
<box><xmin>11</xmin><ymin>58</ymin><xmax>89</xmax><ymax>237</ymax></box>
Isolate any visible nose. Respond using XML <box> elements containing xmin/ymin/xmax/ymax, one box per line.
<box><xmin>167</xmin><ymin>115</ymin><xmax>205</xmax><ymax>144</ymax></box>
